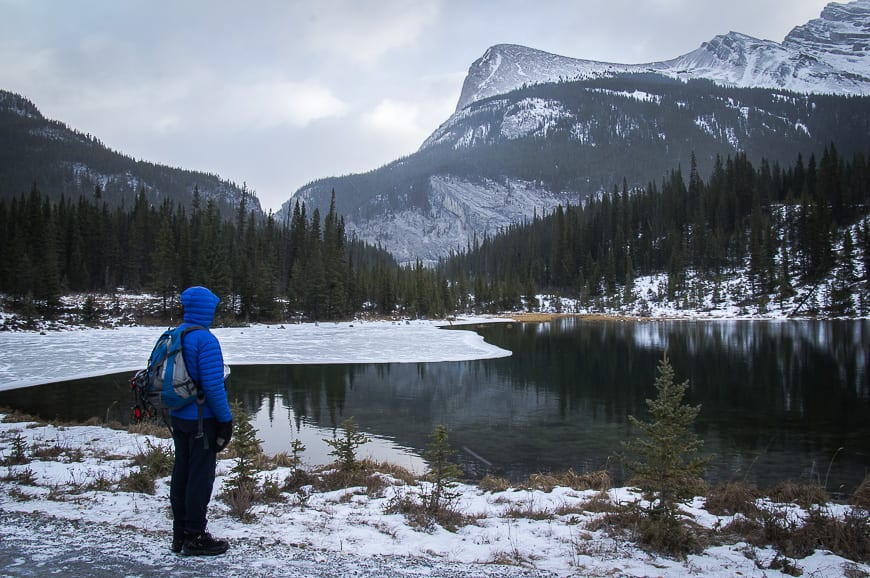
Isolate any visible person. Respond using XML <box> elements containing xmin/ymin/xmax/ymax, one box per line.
<box><xmin>170</xmin><ymin>286</ymin><xmax>234</xmax><ymax>556</ymax></box>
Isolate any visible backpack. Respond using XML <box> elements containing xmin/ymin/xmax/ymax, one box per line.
<box><xmin>130</xmin><ymin>325</ymin><xmax>205</xmax><ymax>423</ymax></box>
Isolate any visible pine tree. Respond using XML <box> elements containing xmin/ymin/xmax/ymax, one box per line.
<box><xmin>423</xmin><ymin>424</ymin><xmax>464</xmax><ymax>514</ymax></box>
<box><xmin>622</xmin><ymin>354</ymin><xmax>708</xmax><ymax>509</ymax></box>
<box><xmin>222</xmin><ymin>402</ymin><xmax>264</xmax><ymax>520</ymax></box>
<box><xmin>151</xmin><ymin>216</ymin><xmax>177</xmax><ymax>314</ymax></box>
<box><xmin>325</xmin><ymin>417</ymin><xmax>370</xmax><ymax>473</ymax></box>
<box><xmin>829</xmin><ymin>230</ymin><xmax>856</xmax><ymax>316</ymax></box>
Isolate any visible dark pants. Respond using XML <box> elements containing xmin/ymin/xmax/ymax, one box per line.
<box><xmin>170</xmin><ymin>416</ymin><xmax>217</xmax><ymax>536</ymax></box>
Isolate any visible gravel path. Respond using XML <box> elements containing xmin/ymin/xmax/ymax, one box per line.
<box><xmin>0</xmin><ymin>510</ymin><xmax>560</xmax><ymax>578</ymax></box>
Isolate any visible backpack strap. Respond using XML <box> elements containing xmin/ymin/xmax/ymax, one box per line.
<box><xmin>179</xmin><ymin>325</ymin><xmax>209</xmax><ymax>449</ymax></box>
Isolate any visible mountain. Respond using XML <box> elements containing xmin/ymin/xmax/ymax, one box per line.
<box><xmin>283</xmin><ymin>1</ymin><xmax>870</xmax><ymax>264</ymax></box>
<box><xmin>0</xmin><ymin>91</ymin><xmax>259</xmax><ymax>216</ymax></box>
<box><xmin>457</xmin><ymin>0</ymin><xmax>870</xmax><ymax>110</ymax></box>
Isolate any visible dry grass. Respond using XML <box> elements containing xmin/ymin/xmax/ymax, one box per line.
<box><xmin>503</xmin><ymin>497</ymin><xmax>555</xmax><ymax>521</ymax></box>
<box><xmin>304</xmin><ymin>459</ymin><xmax>417</xmax><ymax>498</ymax></box>
<box><xmin>721</xmin><ymin>503</ymin><xmax>870</xmax><ymax>563</ymax></box>
<box><xmin>577</xmin><ymin>491</ymin><xmax>621</xmax><ymax>514</ymax></box>
<box><xmin>768</xmin><ymin>481</ymin><xmax>829</xmax><ymax>508</ymax></box>
<box><xmin>127</xmin><ymin>419</ymin><xmax>172</xmax><ymax>438</ymax></box>
<box><xmin>853</xmin><ymin>476</ymin><xmax>870</xmax><ymax>509</ymax></box>
<box><xmin>705</xmin><ymin>481</ymin><xmax>761</xmax><ymax>517</ymax></box>
<box><xmin>221</xmin><ymin>482</ymin><xmax>257</xmax><ymax>522</ymax></box>
<box><xmin>0</xmin><ymin>408</ymin><xmax>45</xmax><ymax>425</ymax></box>
<box><xmin>521</xmin><ymin>469</ymin><xmax>611</xmax><ymax>492</ymax></box>
<box><xmin>269</xmin><ymin>451</ymin><xmax>298</xmax><ymax>469</ymax></box>
<box><xmin>479</xmin><ymin>475</ymin><xmax>511</xmax><ymax>493</ymax></box>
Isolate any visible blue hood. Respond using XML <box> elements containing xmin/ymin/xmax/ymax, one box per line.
<box><xmin>181</xmin><ymin>286</ymin><xmax>220</xmax><ymax>327</ymax></box>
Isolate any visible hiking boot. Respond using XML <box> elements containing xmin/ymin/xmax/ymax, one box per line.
<box><xmin>171</xmin><ymin>528</ymin><xmax>186</xmax><ymax>553</ymax></box>
<box><xmin>181</xmin><ymin>532</ymin><xmax>229</xmax><ymax>556</ymax></box>
<box><xmin>171</xmin><ymin>535</ymin><xmax>184</xmax><ymax>554</ymax></box>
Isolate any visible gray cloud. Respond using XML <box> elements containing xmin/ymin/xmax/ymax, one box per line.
<box><xmin>0</xmin><ymin>0</ymin><xmax>833</xmax><ymax>211</ymax></box>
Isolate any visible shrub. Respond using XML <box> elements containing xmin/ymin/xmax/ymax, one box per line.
<box><xmin>131</xmin><ymin>439</ymin><xmax>173</xmax><ymax>478</ymax></box>
<box><xmin>283</xmin><ymin>468</ymin><xmax>315</xmax><ymax>494</ymax></box>
<box><xmin>2</xmin><ymin>465</ymin><xmax>37</xmax><ymax>485</ymax></box>
<box><xmin>723</xmin><ymin>503</ymin><xmax>870</xmax><ymax>564</ymax></box>
<box><xmin>3</xmin><ymin>433</ymin><xmax>29</xmax><ymax>466</ymax></box>
<box><xmin>384</xmin><ymin>491</ymin><xmax>434</xmax><ymax>531</ymax></box>
<box><xmin>118</xmin><ymin>469</ymin><xmax>156</xmax><ymax>494</ymax></box>
<box><xmin>383</xmin><ymin>489</ymin><xmax>474</xmax><ymax>533</ymax></box>
<box><xmin>637</xmin><ymin>507</ymin><xmax>702</xmax><ymax>558</ymax></box>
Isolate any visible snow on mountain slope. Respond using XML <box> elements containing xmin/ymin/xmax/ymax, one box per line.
<box><xmin>455</xmin><ymin>1</ymin><xmax>870</xmax><ymax>111</ymax></box>
<box><xmin>455</xmin><ymin>44</ymin><xmax>635</xmax><ymax>111</ymax></box>
<box><xmin>425</xmin><ymin>97</ymin><xmax>577</xmax><ymax>150</ymax></box>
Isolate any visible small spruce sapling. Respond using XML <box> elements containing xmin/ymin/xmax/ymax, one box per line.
<box><xmin>622</xmin><ymin>354</ymin><xmax>709</xmax><ymax>511</ymax></box>
<box><xmin>424</xmin><ymin>424</ymin><xmax>464</xmax><ymax>514</ymax></box>
<box><xmin>222</xmin><ymin>402</ymin><xmax>263</xmax><ymax>520</ymax></box>
<box><xmin>290</xmin><ymin>438</ymin><xmax>306</xmax><ymax>469</ymax></box>
<box><xmin>325</xmin><ymin>417</ymin><xmax>370</xmax><ymax>473</ymax></box>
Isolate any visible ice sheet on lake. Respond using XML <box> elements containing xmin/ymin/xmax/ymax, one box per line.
<box><xmin>0</xmin><ymin>319</ymin><xmax>511</xmax><ymax>391</ymax></box>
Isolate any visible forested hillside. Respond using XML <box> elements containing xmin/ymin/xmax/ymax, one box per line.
<box><xmin>443</xmin><ymin>147</ymin><xmax>870</xmax><ymax>317</ymax></box>
<box><xmin>0</xmin><ymin>186</ymin><xmax>457</xmax><ymax>323</ymax></box>
<box><xmin>0</xmin><ymin>91</ymin><xmax>256</xmax><ymax>217</ymax></box>
<box><xmin>2</xmin><ymin>147</ymin><xmax>867</xmax><ymax>325</ymax></box>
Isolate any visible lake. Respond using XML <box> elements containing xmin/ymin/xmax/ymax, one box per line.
<box><xmin>1</xmin><ymin>319</ymin><xmax>867</xmax><ymax>497</ymax></box>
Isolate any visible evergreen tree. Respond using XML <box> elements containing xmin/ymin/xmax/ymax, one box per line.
<box><xmin>829</xmin><ymin>230</ymin><xmax>856</xmax><ymax>316</ymax></box>
<box><xmin>325</xmin><ymin>417</ymin><xmax>370</xmax><ymax>473</ymax></box>
<box><xmin>423</xmin><ymin>424</ymin><xmax>464</xmax><ymax>514</ymax></box>
<box><xmin>222</xmin><ymin>402</ymin><xmax>264</xmax><ymax>520</ymax></box>
<box><xmin>151</xmin><ymin>214</ymin><xmax>178</xmax><ymax>314</ymax></box>
<box><xmin>621</xmin><ymin>354</ymin><xmax>708</xmax><ymax>509</ymax></box>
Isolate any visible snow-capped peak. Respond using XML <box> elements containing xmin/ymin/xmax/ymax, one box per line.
<box><xmin>455</xmin><ymin>44</ymin><xmax>634</xmax><ymax>111</ymax></box>
<box><xmin>456</xmin><ymin>1</ymin><xmax>870</xmax><ymax>111</ymax></box>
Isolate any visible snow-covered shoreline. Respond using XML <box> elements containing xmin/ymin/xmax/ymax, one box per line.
<box><xmin>0</xmin><ymin>414</ymin><xmax>866</xmax><ymax>577</ymax></box>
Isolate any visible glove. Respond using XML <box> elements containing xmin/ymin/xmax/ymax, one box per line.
<box><xmin>215</xmin><ymin>420</ymin><xmax>233</xmax><ymax>452</ymax></box>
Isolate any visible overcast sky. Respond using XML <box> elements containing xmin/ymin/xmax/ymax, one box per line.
<box><xmin>1</xmin><ymin>0</ymin><xmax>834</xmax><ymax>212</ymax></box>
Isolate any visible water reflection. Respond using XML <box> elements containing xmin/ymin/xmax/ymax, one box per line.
<box><xmin>0</xmin><ymin>319</ymin><xmax>866</xmax><ymax>496</ymax></box>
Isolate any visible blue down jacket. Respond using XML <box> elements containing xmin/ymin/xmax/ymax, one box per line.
<box><xmin>170</xmin><ymin>286</ymin><xmax>232</xmax><ymax>423</ymax></box>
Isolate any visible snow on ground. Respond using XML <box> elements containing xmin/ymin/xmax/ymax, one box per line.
<box><xmin>0</xmin><ymin>318</ymin><xmax>511</xmax><ymax>392</ymax></box>
<box><xmin>0</xmin><ymin>416</ymin><xmax>866</xmax><ymax>577</ymax></box>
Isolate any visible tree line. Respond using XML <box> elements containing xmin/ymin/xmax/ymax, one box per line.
<box><xmin>2</xmin><ymin>146</ymin><xmax>868</xmax><ymax>322</ymax></box>
<box><xmin>0</xmin><ymin>185</ymin><xmax>455</xmax><ymax>321</ymax></box>
<box><xmin>443</xmin><ymin>146</ymin><xmax>870</xmax><ymax>316</ymax></box>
